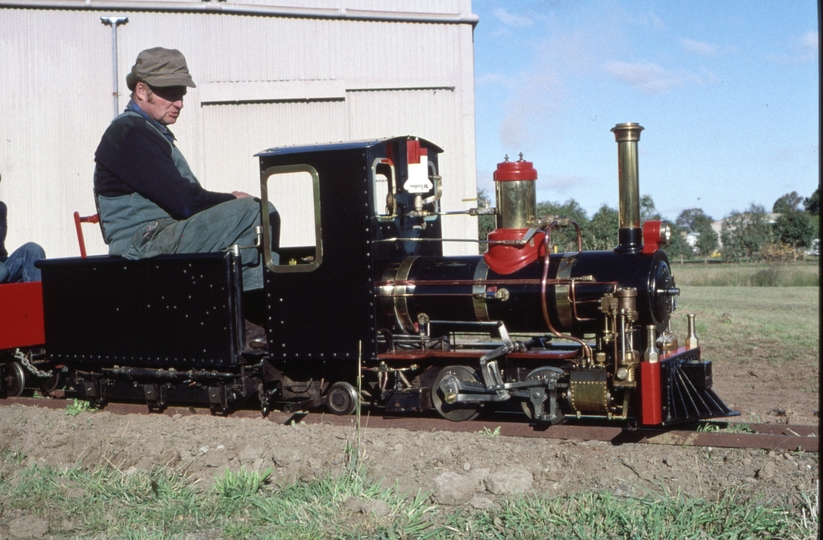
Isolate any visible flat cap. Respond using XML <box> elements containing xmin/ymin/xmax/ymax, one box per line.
<box><xmin>126</xmin><ymin>47</ymin><xmax>196</xmax><ymax>90</ymax></box>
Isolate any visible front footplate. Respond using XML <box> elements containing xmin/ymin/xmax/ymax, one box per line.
<box><xmin>659</xmin><ymin>347</ymin><xmax>740</xmax><ymax>425</ymax></box>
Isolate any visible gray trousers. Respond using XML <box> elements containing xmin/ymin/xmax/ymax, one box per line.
<box><xmin>122</xmin><ymin>197</ymin><xmax>275</xmax><ymax>291</ymax></box>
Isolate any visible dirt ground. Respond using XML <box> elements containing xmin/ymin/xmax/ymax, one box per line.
<box><xmin>0</xmin><ymin>341</ymin><xmax>818</xmax><ymax>539</ymax></box>
<box><xmin>711</xmin><ymin>343</ymin><xmax>819</xmax><ymax>427</ymax></box>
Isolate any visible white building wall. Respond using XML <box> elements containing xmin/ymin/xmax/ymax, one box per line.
<box><xmin>0</xmin><ymin>0</ymin><xmax>478</xmax><ymax>259</ymax></box>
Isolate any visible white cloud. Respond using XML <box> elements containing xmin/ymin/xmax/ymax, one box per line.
<box><xmin>603</xmin><ymin>60</ymin><xmax>684</xmax><ymax>93</ymax></box>
<box><xmin>680</xmin><ymin>38</ymin><xmax>719</xmax><ymax>56</ymax></box>
<box><xmin>699</xmin><ymin>68</ymin><xmax>720</xmax><ymax>85</ymax></box>
<box><xmin>602</xmin><ymin>60</ymin><xmax>715</xmax><ymax>93</ymax></box>
<box><xmin>800</xmin><ymin>30</ymin><xmax>819</xmax><ymax>52</ymax></box>
<box><xmin>680</xmin><ymin>38</ymin><xmax>737</xmax><ymax>57</ymax></box>
<box><xmin>475</xmin><ymin>72</ymin><xmax>514</xmax><ymax>87</ymax></box>
<box><xmin>498</xmin><ymin>70</ymin><xmax>567</xmax><ymax>149</ymax></box>
<box><xmin>767</xmin><ymin>30</ymin><xmax>819</xmax><ymax>63</ymax></box>
<box><xmin>540</xmin><ymin>175</ymin><xmax>586</xmax><ymax>193</ymax></box>
<box><xmin>493</xmin><ymin>8</ymin><xmax>533</xmax><ymax>28</ymax></box>
<box><xmin>627</xmin><ymin>9</ymin><xmax>665</xmax><ymax>31</ymax></box>
<box><xmin>491</xmin><ymin>8</ymin><xmax>624</xmax><ymax>150</ymax></box>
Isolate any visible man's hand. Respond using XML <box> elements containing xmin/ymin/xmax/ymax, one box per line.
<box><xmin>232</xmin><ymin>191</ymin><xmax>253</xmax><ymax>199</ymax></box>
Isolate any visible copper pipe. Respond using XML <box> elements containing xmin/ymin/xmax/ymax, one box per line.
<box><xmin>539</xmin><ymin>230</ymin><xmax>590</xmax><ymax>363</ymax></box>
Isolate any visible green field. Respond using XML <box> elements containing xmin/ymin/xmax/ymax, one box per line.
<box><xmin>671</xmin><ymin>260</ymin><xmax>819</xmax><ymax>287</ymax></box>
<box><xmin>666</xmin><ymin>261</ymin><xmax>819</xmax><ymax>369</ymax></box>
<box><xmin>672</xmin><ymin>285</ymin><xmax>819</xmax><ymax>364</ymax></box>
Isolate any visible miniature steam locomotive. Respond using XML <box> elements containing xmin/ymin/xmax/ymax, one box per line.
<box><xmin>1</xmin><ymin>123</ymin><xmax>737</xmax><ymax>426</ymax></box>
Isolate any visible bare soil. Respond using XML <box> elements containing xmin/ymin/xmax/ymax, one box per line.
<box><xmin>711</xmin><ymin>340</ymin><xmax>819</xmax><ymax>427</ymax></box>
<box><xmin>0</xmin><ymin>340</ymin><xmax>818</xmax><ymax>539</ymax></box>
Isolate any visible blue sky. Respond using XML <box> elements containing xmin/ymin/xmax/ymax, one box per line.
<box><xmin>471</xmin><ymin>0</ymin><xmax>819</xmax><ymax>222</ymax></box>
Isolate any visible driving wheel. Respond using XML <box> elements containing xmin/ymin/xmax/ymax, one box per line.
<box><xmin>432</xmin><ymin>365</ymin><xmax>482</xmax><ymax>422</ymax></box>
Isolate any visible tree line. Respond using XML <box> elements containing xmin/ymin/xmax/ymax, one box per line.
<box><xmin>478</xmin><ymin>188</ymin><xmax>819</xmax><ymax>262</ymax></box>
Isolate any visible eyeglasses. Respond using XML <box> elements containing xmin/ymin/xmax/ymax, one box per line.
<box><xmin>146</xmin><ymin>84</ymin><xmax>187</xmax><ymax>103</ymax></box>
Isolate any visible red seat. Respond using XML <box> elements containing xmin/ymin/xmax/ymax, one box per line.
<box><xmin>0</xmin><ymin>281</ymin><xmax>44</xmax><ymax>349</ymax></box>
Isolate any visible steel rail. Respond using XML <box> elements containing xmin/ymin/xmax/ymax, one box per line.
<box><xmin>2</xmin><ymin>396</ymin><xmax>818</xmax><ymax>452</ymax></box>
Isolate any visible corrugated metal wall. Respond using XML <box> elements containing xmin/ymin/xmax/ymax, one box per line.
<box><xmin>0</xmin><ymin>0</ymin><xmax>477</xmax><ymax>259</ymax></box>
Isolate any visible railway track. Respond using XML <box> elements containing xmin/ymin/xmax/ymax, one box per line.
<box><xmin>2</xmin><ymin>396</ymin><xmax>818</xmax><ymax>453</ymax></box>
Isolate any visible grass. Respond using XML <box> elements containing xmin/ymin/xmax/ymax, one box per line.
<box><xmin>66</xmin><ymin>398</ymin><xmax>97</xmax><ymax>417</ymax></box>
<box><xmin>0</xmin><ymin>464</ymin><xmax>816</xmax><ymax>539</ymax></box>
<box><xmin>214</xmin><ymin>466</ymin><xmax>272</xmax><ymax>501</ymax></box>
<box><xmin>672</xmin><ymin>260</ymin><xmax>819</xmax><ymax>287</ymax></box>
<box><xmin>478</xmin><ymin>426</ymin><xmax>501</xmax><ymax>438</ymax></box>
<box><xmin>473</xmin><ymin>487</ymin><xmax>800</xmax><ymax>539</ymax></box>
<box><xmin>697</xmin><ymin>421</ymin><xmax>756</xmax><ymax>434</ymax></box>
<box><xmin>666</xmin><ymin>261</ymin><xmax>818</xmax><ymax>365</ymax></box>
<box><xmin>670</xmin><ymin>285</ymin><xmax>818</xmax><ymax>365</ymax></box>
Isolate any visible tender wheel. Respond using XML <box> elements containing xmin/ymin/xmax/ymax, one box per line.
<box><xmin>432</xmin><ymin>365</ymin><xmax>482</xmax><ymax>422</ymax></box>
<box><xmin>520</xmin><ymin>366</ymin><xmax>559</xmax><ymax>420</ymax></box>
<box><xmin>2</xmin><ymin>362</ymin><xmax>26</xmax><ymax>398</ymax></box>
<box><xmin>327</xmin><ymin>381</ymin><xmax>358</xmax><ymax>415</ymax></box>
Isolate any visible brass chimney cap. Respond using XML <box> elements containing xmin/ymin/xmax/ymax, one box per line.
<box><xmin>611</xmin><ymin>122</ymin><xmax>644</xmax><ymax>142</ymax></box>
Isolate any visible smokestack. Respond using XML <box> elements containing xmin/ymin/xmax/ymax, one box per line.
<box><xmin>611</xmin><ymin>122</ymin><xmax>644</xmax><ymax>254</ymax></box>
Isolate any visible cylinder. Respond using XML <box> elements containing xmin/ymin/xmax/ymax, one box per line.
<box><xmin>493</xmin><ymin>156</ymin><xmax>537</xmax><ymax>230</ymax></box>
<box><xmin>611</xmin><ymin>123</ymin><xmax>644</xmax><ymax>253</ymax></box>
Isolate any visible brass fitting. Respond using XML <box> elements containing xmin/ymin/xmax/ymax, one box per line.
<box><xmin>686</xmin><ymin>313</ymin><xmax>699</xmax><ymax>349</ymax></box>
<box><xmin>644</xmin><ymin>325</ymin><xmax>659</xmax><ymax>363</ymax></box>
<box><xmin>611</xmin><ymin>123</ymin><xmax>643</xmax><ymax>230</ymax></box>
<box><xmin>656</xmin><ymin>320</ymin><xmax>679</xmax><ymax>351</ymax></box>
<box><xmin>615</xmin><ymin>288</ymin><xmax>638</xmax><ymax>321</ymax></box>
<box><xmin>611</xmin><ymin>122</ymin><xmax>645</xmax><ymax>254</ymax></box>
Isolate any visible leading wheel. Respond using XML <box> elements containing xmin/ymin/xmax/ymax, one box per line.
<box><xmin>2</xmin><ymin>362</ymin><xmax>26</xmax><ymax>398</ymax></box>
<box><xmin>432</xmin><ymin>365</ymin><xmax>482</xmax><ymax>422</ymax></box>
<box><xmin>327</xmin><ymin>381</ymin><xmax>358</xmax><ymax>415</ymax></box>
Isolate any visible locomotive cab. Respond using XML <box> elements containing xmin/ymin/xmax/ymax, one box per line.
<box><xmin>255</xmin><ymin>137</ymin><xmax>444</xmax><ymax>367</ymax></box>
<box><xmin>251</xmin><ymin>137</ymin><xmax>448</xmax><ymax>413</ymax></box>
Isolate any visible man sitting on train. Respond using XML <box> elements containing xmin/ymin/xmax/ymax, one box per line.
<box><xmin>0</xmin><ymin>199</ymin><xmax>46</xmax><ymax>283</ymax></box>
<box><xmin>93</xmin><ymin>47</ymin><xmax>279</xmax><ymax>288</ymax></box>
<box><xmin>92</xmin><ymin>47</ymin><xmax>278</xmax><ymax>347</ymax></box>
